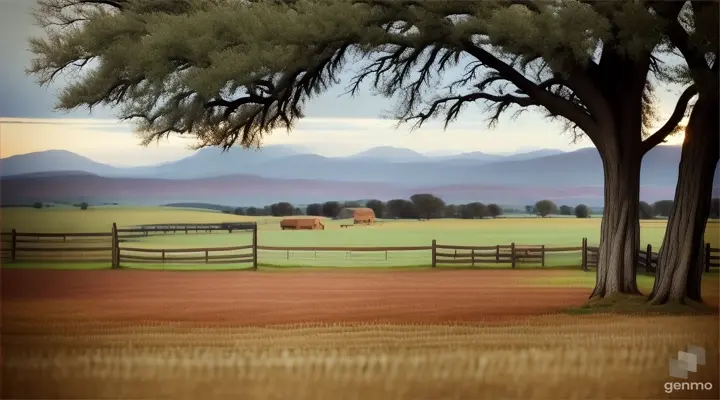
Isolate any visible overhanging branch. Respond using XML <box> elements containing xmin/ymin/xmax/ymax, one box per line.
<box><xmin>641</xmin><ymin>84</ymin><xmax>698</xmax><ymax>155</ymax></box>
<box><xmin>460</xmin><ymin>40</ymin><xmax>596</xmax><ymax>134</ymax></box>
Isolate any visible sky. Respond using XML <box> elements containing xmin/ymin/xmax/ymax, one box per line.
<box><xmin>0</xmin><ymin>0</ymin><xmax>689</xmax><ymax>167</ymax></box>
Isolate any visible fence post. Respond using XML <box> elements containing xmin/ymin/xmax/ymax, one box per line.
<box><xmin>646</xmin><ymin>244</ymin><xmax>652</xmax><ymax>272</ymax></box>
<box><xmin>541</xmin><ymin>245</ymin><xmax>545</xmax><ymax>267</ymax></box>
<box><xmin>471</xmin><ymin>248</ymin><xmax>475</xmax><ymax>267</ymax></box>
<box><xmin>581</xmin><ymin>238</ymin><xmax>587</xmax><ymax>271</ymax></box>
<box><xmin>510</xmin><ymin>242</ymin><xmax>516</xmax><ymax>269</ymax></box>
<box><xmin>495</xmin><ymin>245</ymin><xmax>499</xmax><ymax>262</ymax></box>
<box><xmin>162</xmin><ymin>250</ymin><xmax>165</xmax><ymax>264</ymax></box>
<box><xmin>705</xmin><ymin>243</ymin><xmax>711</xmax><ymax>273</ymax></box>
<box><xmin>252</xmin><ymin>224</ymin><xmax>258</xmax><ymax>270</ymax></box>
<box><xmin>111</xmin><ymin>223</ymin><xmax>119</xmax><ymax>269</ymax></box>
<box><xmin>11</xmin><ymin>229</ymin><xmax>16</xmax><ymax>262</ymax></box>
<box><xmin>205</xmin><ymin>250</ymin><xmax>209</xmax><ymax>264</ymax></box>
<box><xmin>431</xmin><ymin>240</ymin><xmax>436</xmax><ymax>268</ymax></box>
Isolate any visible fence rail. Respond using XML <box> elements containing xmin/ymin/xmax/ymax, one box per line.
<box><xmin>2</xmin><ymin>226</ymin><xmax>719</xmax><ymax>272</ymax></box>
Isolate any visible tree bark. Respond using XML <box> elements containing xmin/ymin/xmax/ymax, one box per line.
<box><xmin>590</xmin><ymin>147</ymin><xmax>643</xmax><ymax>298</ymax></box>
<box><xmin>648</xmin><ymin>94</ymin><xmax>720</xmax><ymax>305</ymax></box>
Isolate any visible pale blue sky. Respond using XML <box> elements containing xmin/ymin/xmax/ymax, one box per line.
<box><xmin>0</xmin><ymin>0</ymin><xmax>688</xmax><ymax>166</ymax></box>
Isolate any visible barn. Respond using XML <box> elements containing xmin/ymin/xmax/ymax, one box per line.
<box><xmin>280</xmin><ymin>218</ymin><xmax>325</xmax><ymax>230</ymax></box>
<box><xmin>334</xmin><ymin>207</ymin><xmax>376</xmax><ymax>224</ymax></box>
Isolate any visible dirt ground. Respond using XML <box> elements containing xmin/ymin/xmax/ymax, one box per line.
<box><xmin>1</xmin><ymin>269</ymin><xmax>590</xmax><ymax>326</ymax></box>
<box><xmin>2</xmin><ymin>269</ymin><xmax>718</xmax><ymax>400</ymax></box>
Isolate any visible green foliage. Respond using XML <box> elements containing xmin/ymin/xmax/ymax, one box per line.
<box><xmin>410</xmin><ymin>193</ymin><xmax>445</xmax><ymax>220</ymax></box>
<box><xmin>443</xmin><ymin>204</ymin><xmax>458</xmax><ymax>218</ymax></box>
<box><xmin>306</xmin><ymin>203</ymin><xmax>323</xmax><ymax>216</ymax></box>
<box><xmin>652</xmin><ymin>200</ymin><xmax>674</xmax><ymax>217</ymax></box>
<box><xmin>245</xmin><ymin>206</ymin><xmax>259</xmax><ymax>216</ymax></box>
<box><xmin>639</xmin><ymin>201</ymin><xmax>654</xmax><ymax>219</ymax></box>
<box><xmin>574</xmin><ymin>204</ymin><xmax>590</xmax><ymax>219</ymax></box>
<box><xmin>27</xmin><ymin>0</ymin><xmax>677</xmax><ymax>151</ymax></box>
<box><xmin>322</xmin><ymin>201</ymin><xmax>341</xmax><ymax>218</ymax></box>
<box><xmin>270</xmin><ymin>202</ymin><xmax>294</xmax><ymax>217</ymax></box>
<box><xmin>32</xmin><ymin>202</ymin><xmax>43</xmax><ymax>209</ymax></box>
<box><xmin>460</xmin><ymin>202</ymin><xmax>487</xmax><ymax>219</ymax></box>
<box><xmin>365</xmin><ymin>199</ymin><xmax>385</xmax><ymax>218</ymax></box>
<box><xmin>534</xmin><ymin>200</ymin><xmax>558</xmax><ymax>217</ymax></box>
<box><xmin>79</xmin><ymin>202</ymin><xmax>89</xmax><ymax>210</ymax></box>
<box><xmin>559</xmin><ymin>205</ymin><xmax>572</xmax><ymax>215</ymax></box>
<box><xmin>487</xmin><ymin>203</ymin><xmax>503</xmax><ymax>218</ymax></box>
<box><xmin>234</xmin><ymin>207</ymin><xmax>245</xmax><ymax>215</ymax></box>
<box><xmin>386</xmin><ymin>199</ymin><xmax>417</xmax><ymax>219</ymax></box>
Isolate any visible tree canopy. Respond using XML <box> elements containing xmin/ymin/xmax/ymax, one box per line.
<box><xmin>28</xmin><ymin>0</ymin><xmax>693</xmax><ymax>151</ymax></box>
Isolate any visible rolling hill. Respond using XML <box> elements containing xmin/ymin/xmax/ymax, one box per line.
<box><xmin>1</xmin><ymin>144</ymin><xmax>717</xmax><ymax>206</ymax></box>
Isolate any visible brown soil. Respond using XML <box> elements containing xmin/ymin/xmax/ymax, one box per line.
<box><xmin>1</xmin><ymin>269</ymin><xmax>587</xmax><ymax>326</ymax></box>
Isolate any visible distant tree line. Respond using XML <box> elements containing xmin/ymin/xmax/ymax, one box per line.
<box><xmin>221</xmin><ymin>195</ymin><xmax>603</xmax><ymax>220</ymax></box>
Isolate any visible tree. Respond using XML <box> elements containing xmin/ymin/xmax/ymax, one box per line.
<box><xmin>574</xmin><ymin>204</ymin><xmax>590</xmax><ymax>219</ymax></box>
<box><xmin>638</xmin><ymin>202</ymin><xmax>654</xmax><ymax>220</ymax></box>
<box><xmin>525</xmin><ymin>205</ymin><xmax>534</xmax><ymax>215</ymax></box>
<box><xmin>322</xmin><ymin>201</ymin><xmax>341</xmax><ymax>218</ymax></box>
<box><xmin>270</xmin><ymin>202</ymin><xmax>294</xmax><ymax>217</ymax></box>
<box><xmin>245</xmin><ymin>207</ymin><xmax>258</xmax><ymax>216</ymax></box>
<box><xmin>293</xmin><ymin>207</ymin><xmax>303</xmax><ymax>216</ymax></box>
<box><xmin>79</xmin><ymin>202</ymin><xmax>89</xmax><ymax>210</ymax></box>
<box><xmin>487</xmin><ymin>204</ymin><xmax>502</xmax><ymax>218</ymax></box>
<box><xmin>460</xmin><ymin>202</ymin><xmax>487</xmax><ymax>219</ymax></box>
<box><xmin>710</xmin><ymin>198</ymin><xmax>720</xmax><ymax>220</ymax></box>
<box><xmin>443</xmin><ymin>204</ymin><xmax>459</xmax><ymax>218</ymax></box>
<box><xmin>306</xmin><ymin>203</ymin><xmax>323</xmax><ymax>217</ymax></box>
<box><xmin>234</xmin><ymin>207</ymin><xmax>245</xmax><ymax>216</ymax></box>
<box><xmin>559</xmin><ymin>205</ymin><xmax>573</xmax><ymax>216</ymax></box>
<box><xmin>365</xmin><ymin>199</ymin><xmax>385</xmax><ymax>219</ymax></box>
<box><xmin>386</xmin><ymin>199</ymin><xmax>417</xmax><ymax>219</ymax></box>
<box><xmin>32</xmin><ymin>202</ymin><xmax>43</xmax><ymax>209</ymax></box>
<box><xmin>410</xmin><ymin>194</ymin><xmax>445</xmax><ymax>220</ymax></box>
<box><xmin>647</xmin><ymin>1</ymin><xmax>718</xmax><ymax>305</ymax></box>
<box><xmin>652</xmin><ymin>200</ymin><xmax>674</xmax><ymax>217</ymax></box>
<box><xmin>534</xmin><ymin>200</ymin><xmax>558</xmax><ymax>218</ymax></box>
<box><xmin>343</xmin><ymin>201</ymin><xmax>361</xmax><ymax>208</ymax></box>
<box><xmin>27</xmin><ymin>0</ymin><xmax>695</xmax><ymax>301</ymax></box>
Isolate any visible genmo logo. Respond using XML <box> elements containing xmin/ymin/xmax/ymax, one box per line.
<box><xmin>664</xmin><ymin>344</ymin><xmax>714</xmax><ymax>394</ymax></box>
<box><xmin>664</xmin><ymin>381</ymin><xmax>713</xmax><ymax>394</ymax></box>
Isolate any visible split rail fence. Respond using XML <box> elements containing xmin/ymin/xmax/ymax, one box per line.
<box><xmin>1</xmin><ymin>225</ymin><xmax>719</xmax><ymax>272</ymax></box>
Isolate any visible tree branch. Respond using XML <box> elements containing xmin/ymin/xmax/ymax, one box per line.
<box><xmin>406</xmin><ymin>91</ymin><xmax>536</xmax><ymax>129</ymax></box>
<box><xmin>641</xmin><ymin>84</ymin><xmax>698</xmax><ymax>155</ymax></box>
<box><xmin>460</xmin><ymin>40</ymin><xmax>597</xmax><ymax>134</ymax></box>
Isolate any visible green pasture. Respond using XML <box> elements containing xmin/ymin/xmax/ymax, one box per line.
<box><xmin>1</xmin><ymin>206</ymin><xmax>719</xmax><ymax>269</ymax></box>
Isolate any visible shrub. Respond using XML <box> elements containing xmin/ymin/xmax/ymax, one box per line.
<box><xmin>575</xmin><ymin>204</ymin><xmax>590</xmax><ymax>218</ymax></box>
<box><xmin>80</xmin><ymin>202</ymin><xmax>89</xmax><ymax>210</ymax></box>
<box><xmin>32</xmin><ymin>202</ymin><xmax>43</xmax><ymax>209</ymax></box>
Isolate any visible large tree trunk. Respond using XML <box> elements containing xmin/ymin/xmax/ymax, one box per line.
<box><xmin>590</xmin><ymin>147</ymin><xmax>642</xmax><ymax>298</ymax></box>
<box><xmin>648</xmin><ymin>94</ymin><xmax>720</xmax><ymax>305</ymax></box>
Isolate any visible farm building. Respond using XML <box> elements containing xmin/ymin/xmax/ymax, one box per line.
<box><xmin>334</xmin><ymin>207</ymin><xmax>376</xmax><ymax>224</ymax></box>
<box><xmin>280</xmin><ymin>218</ymin><xmax>325</xmax><ymax>230</ymax></box>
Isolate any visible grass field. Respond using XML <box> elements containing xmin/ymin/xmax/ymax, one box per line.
<box><xmin>2</xmin><ymin>206</ymin><xmax>719</xmax><ymax>268</ymax></box>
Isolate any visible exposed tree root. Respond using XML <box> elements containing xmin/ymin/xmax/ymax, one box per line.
<box><xmin>567</xmin><ymin>293</ymin><xmax>718</xmax><ymax>315</ymax></box>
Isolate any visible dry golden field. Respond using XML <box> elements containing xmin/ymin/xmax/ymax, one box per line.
<box><xmin>2</xmin><ymin>269</ymin><xmax>719</xmax><ymax>400</ymax></box>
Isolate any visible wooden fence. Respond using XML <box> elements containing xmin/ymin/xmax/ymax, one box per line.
<box><xmin>1</xmin><ymin>223</ymin><xmax>258</xmax><ymax>269</ymax></box>
<box><xmin>584</xmin><ymin>242</ymin><xmax>719</xmax><ymax>273</ymax></box>
<box><xmin>1</xmin><ymin>228</ymin><xmax>719</xmax><ymax>272</ymax></box>
<box><xmin>431</xmin><ymin>241</ymin><xmax>581</xmax><ymax>268</ymax></box>
<box><xmin>117</xmin><ymin>222</ymin><xmax>257</xmax><ymax>238</ymax></box>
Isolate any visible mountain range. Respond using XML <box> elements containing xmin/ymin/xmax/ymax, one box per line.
<box><xmin>1</xmin><ymin>145</ymin><xmax>718</xmax><ymax>207</ymax></box>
